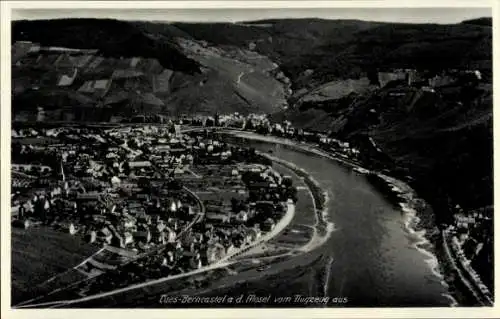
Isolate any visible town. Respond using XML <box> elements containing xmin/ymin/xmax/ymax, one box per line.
<box><xmin>12</xmin><ymin>110</ymin><xmax>493</xmax><ymax>301</ymax></box>
<box><xmin>7</xmin><ymin>10</ymin><xmax>493</xmax><ymax>311</ymax></box>
<box><xmin>11</xmin><ymin>120</ymin><xmax>300</xmax><ymax>299</ymax></box>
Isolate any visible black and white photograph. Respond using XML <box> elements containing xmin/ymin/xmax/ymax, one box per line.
<box><xmin>1</xmin><ymin>0</ymin><xmax>496</xmax><ymax>316</ymax></box>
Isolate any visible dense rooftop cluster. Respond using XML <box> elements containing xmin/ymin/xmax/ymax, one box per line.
<box><xmin>11</xmin><ymin>122</ymin><xmax>298</xmax><ymax>299</ymax></box>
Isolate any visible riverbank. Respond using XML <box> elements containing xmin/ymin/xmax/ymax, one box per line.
<box><xmin>18</xmin><ymin>160</ymin><xmax>299</xmax><ymax>308</ymax></box>
<box><xmin>219</xmin><ymin>202</ymin><xmax>295</xmax><ymax>261</ymax></box>
<box><xmin>47</xmin><ymin>201</ymin><xmax>297</xmax><ymax>308</ymax></box>
<box><xmin>199</xmin><ymin>127</ymin><xmax>487</xmax><ymax>306</ymax></box>
<box><xmin>258</xmin><ymin>152</ymin><xmax>334</xmax><ymax>252</ymax></box>
<box><xmin>223</xmin><ymin>130</ymin><xmax>475</xmax><ymax>306</ymax></box>
<box><xmin>442</xmin><ymin>227</ymin><xmax>493</xmax><ymax>306</ymax></box>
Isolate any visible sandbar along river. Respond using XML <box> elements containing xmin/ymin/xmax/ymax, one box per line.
<box><xmin>206</xmin><ymin>135</ymin><xmax>454</xmax><ymax>307</ymax></box>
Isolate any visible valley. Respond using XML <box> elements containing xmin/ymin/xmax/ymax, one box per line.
<box><xmin>9</xmin><ymin>15</ymin><xmax>493</xmax><ymax>308</ymax></box>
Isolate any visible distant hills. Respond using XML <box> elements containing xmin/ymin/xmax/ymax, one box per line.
<box><xmin>11</xmin><ymin>18</ymin><xmax>291</xmax><ymax>118</ymax></box>
<box><xmin>14</xmin><ymin>17</ymin><xmax>491</xmax><ymax>89</ymax></box>
<box><xmin>10</xmin><ymin>16</ymin><xmax>493</xmax><ymax>291</ymax></box>
<box><xmin>10</xmin><ymin>14</ymin><xmax>494</xmax><ymax>239</ymax></box>
<box><xmin>461</xmin><ymin>17</ymin><xmax>492</xmax><ymax>26</ymax></box>
<box><xmin>170</xmin><ymin>18</ymin><xmax>492</xmax><ymax>88</ymax></box>
<box><xmin>273</xmin><ymin>79</ymin><xmax>492</xmax><ymax>211</ymax></box>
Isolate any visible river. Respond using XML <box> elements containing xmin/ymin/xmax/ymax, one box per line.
<box><xmin>48</xmin><ymin>132</ymin><xmax>455</xmax><ymax>308</ymax></box>
<box><xmin>201</xmin><ymin>135</ymin><xmax>454</xmax><ymax>307</ymax></box>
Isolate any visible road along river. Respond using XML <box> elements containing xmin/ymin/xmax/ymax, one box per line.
<box><xmin>23</xmin><ymin>129</ymin><xmax>456</xmax><ymax>308</ymax></box>
<box><xmin>201</xmin><ymin>132</ymin><xmax>455</xmax><ymax>307</ymax></box>
<box><xmin>75</xmin><ymin>130</ymin><xmax>455</xmax><ymax>308</ymax></box>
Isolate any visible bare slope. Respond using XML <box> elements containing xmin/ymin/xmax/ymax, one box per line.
<box><xmin>169</xmin><ymin>38</ymin><xmax>288</xmax><ymax>114</ymax></box>
<box><xmin>172</xmin><ymin>19</ymin><xmax>491</xmax><ymax>89</ymax></box>
<box><xmin>12</xmin><ymin>19</ymin><xmax>290</xmax><ymax>117</ymax></box>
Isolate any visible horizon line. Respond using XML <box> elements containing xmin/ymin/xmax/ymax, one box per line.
<box><xmin>11</xmin><ymin>15</ymin><xmax>493</xmax><ymax>25</ymax></box>
<box><xmin>10</xmin><ymin>7</ymin><xmax>492</xmax><ymax>25</ymax></box>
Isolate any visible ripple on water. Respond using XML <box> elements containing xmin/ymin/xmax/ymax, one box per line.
<box><xmin>232</xmin><ymin>134</ymin><xmax>458</xmax><ymax>306</ymax></box>
<box><xmin>399</xmin><ymin>199</ymin><xmax>457</xmax><ymax>306</ymax></box>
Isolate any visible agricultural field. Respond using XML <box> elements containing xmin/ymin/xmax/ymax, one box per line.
<box><xmin>11</xmin><ymin>226</ymin><xmax>99</xmax><ymax>304</ymax></box>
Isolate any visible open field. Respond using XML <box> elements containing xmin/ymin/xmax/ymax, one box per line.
<box><xmin>272</xmin><ymin>163</ymin><xmax>316</xmax><ymax>227</ymax></box>
<box><xmin>11</xmin><ymin>226</ymin><xmax>99</xmax><ymax>304</ymax></box>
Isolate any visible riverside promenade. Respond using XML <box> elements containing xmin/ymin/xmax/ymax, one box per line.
<box><xmin>43</xmin><ymin>204</ymin><xmax>296</xmax><ymax>308</ymax></box>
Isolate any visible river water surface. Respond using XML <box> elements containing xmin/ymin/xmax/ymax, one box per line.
<box><xmin>214</xmin><ymin>136</ymin><xmax>453</xmax><ymax>307</ymax></box>
<box><xmin>69</xmin><ymin>134</ymin><xmax>454</xmax><ymax>308</ymax></box>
